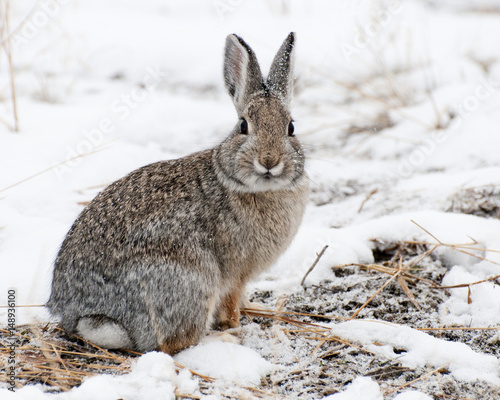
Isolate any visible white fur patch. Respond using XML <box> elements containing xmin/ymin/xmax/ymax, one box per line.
<box><xmin>269</xmin><ymin>161</ymin><xmax>284</xmax><ymax>176</ymax></box>
<box><xmin>77</xmin><ymin>317</ymin><xmax>133</xmax><ymax>349</ymax></box>
<box><xmin>245</xmin><ymin>175</ymin><xmax>292</xmax><ymax>192</ymax></box>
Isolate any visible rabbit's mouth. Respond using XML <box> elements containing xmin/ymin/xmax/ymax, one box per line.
<box><xmin>248</xmin><ymin>159</ymin><xmax>290</xmax><ymax>190</ymax></box>
<box><xmin>242</xmin><ymin>161</ymin><xmax>294</xmax><ymax>192</ymax></box>
<box><xmin>247</xmin><ymin>176</ymin><xmax>290</xmax><ymax>192</ymax></box>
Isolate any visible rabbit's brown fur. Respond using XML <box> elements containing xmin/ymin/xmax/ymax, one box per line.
<box><xmin>47</xmin><ymin>33</ymin><xmax>308</xmax><ymax>354</ymax></box>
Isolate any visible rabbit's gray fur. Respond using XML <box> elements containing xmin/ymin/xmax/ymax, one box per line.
<box><xmin>47</xmin><ymin>32</ymin><xmax>308</xmax><ymax>354</ymax></box>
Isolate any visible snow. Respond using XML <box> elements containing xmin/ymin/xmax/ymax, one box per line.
<box><xmin>326</xmin><ymin>378</ymin><xmax>433</xmax><ymax>400</ymax></box>
<box><xmin>329</xmin><ymin>320</ymin><xmax>500</xmax><ymax>385</ymax></box>
<box><xmin>393</xmin><ymin>392</ymin><xmax>433</xmax><ymax>400</ymax></box>
<box><xmin>324</xmin><ymin>377</ymin><xmax>382</xmax><ymax>400</ymax></box>
<box><xmin>1</xmin><ymin>0</ymin><xmax>500</xmax><ymax>398</ymax></box>
<box><xmin>174</xmin><ymin>341</ymin><xmax>274</xmax><ymax>386</ymax></box>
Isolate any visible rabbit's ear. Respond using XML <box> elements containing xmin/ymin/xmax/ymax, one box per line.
<box><xmin>224</xmin><ymin>34</ymin><xmax>264</xmax><ymax>114</ymax></box>
<box><xmin>267</xmin><ymin>32</ymin><xmax>295</xmax><ymax>106</ymax></box>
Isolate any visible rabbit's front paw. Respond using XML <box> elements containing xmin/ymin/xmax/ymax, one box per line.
<box><xmin>217</xmin><ymin>289</ymin><xmax>244</xmax><ymax>330</ymax></box>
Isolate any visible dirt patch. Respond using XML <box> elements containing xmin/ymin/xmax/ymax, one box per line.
<box><xmin>448</xmin><ymin>185</ymin><xmax>500</xmax><ymax>219</ymax></box>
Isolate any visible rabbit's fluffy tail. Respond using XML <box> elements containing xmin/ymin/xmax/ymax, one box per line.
<box><xmin>76</xmin><ymin>315</ymin><xmax>134</xmax><ymax>349</ymax></box>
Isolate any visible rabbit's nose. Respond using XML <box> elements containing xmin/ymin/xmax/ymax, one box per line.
<box><xmin>258</xmin><ymin>153</ymin><xmax>281</xmax><ymax>169</ymax></box>
<box><xmin>254</xmin><ymin>159</ymin><xmax>284</xmax><ymax>176</ymax></box>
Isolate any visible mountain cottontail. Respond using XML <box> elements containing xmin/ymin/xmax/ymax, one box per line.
<box><xmin>47</xmin><ymin>32</ymin><xmax>308</xmax><ymax>354</ymax></box>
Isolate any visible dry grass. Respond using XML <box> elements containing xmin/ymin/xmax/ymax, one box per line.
<box><xmin>0</xmin><ymin>0</ymin><xmax>19</xmax><ymax>132</ymax></box>
<box><xmin>0</xmin><ymin>324</ymin><xmax>219</xmax><ymax>395</ymax></box>
<box><xmin>0</xmin><ymin>324</ymin><xmax>132</xmax><ymax>391</ymax></box>
<box><xmin>0</xmin><ymin>139</ymin><xmax>117</xmax><ymax>195</ymax></box>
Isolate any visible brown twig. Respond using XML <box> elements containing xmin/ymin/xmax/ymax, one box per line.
<box><xmin>301</xmin><ymin>245</ymin><xmax>329</xmax><ymax>286</ymax></box>
<box><xmin>397</xmin><ymin>275</ymin><xmax>421</xmax><ymax>310</ymax></box>
<box><xmin>174</xmin><ymin>361</ymin><xmax>215</xmax><ymax>382</ymax></box>
<box><xmin>358</xmin><ymin>188</ymin><xmax>378</xmax><ymax>213</ymax></box>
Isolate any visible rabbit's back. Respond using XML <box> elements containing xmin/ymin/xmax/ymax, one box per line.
<box><xmin>56</xmin><ymin>150</ymin><xmax>220</xmax><ymax>263</ymax></box>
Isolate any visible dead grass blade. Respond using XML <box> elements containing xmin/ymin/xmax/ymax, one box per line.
<box><xmin>383</xmin><ymin>363</ymin><xmax>449</xmax><ymax>396</ymax></box>
<box><xmin>0</xmin><ymin>1</ymin><xmax>38</xmax><ymax>48</ymax></box>
<box><xmin>1</xmin><ymin>0</ymin><xmax>19</xmax><ymax>132</ymax></box>
<box><xmin>54</xmin><ymin>327</ymin><xmax>128</xmax><ymax>364</ymax></box>
<box><xmin>417</xmin><ymin>326</ymin><xmax>500</xmax><ymax>332</ymax></box>
<box><xmin>245</xmin><ymin>308</ymin><xmax>349</xmax><ymax>321</ymax></box>
<box><xmin>358</xmin><ymin>188</ymin><xmax>378</xmax><ymax>213</ymax></box>
<box><xmin>243</xmin><ymin>386</ymin><xmax>287</xmax><ymax>399</ymax></box>
<box><xmin>0</xmin><ymin>140</ymin><xmax>117</xmax><ymax>194</ymax></box>
<box><xmin>396</xmin><ymin>275</ymin><xmax>421</xmax><ymax>310</ymax></box>
<box><xmin>350</xmin><ymin>257</ymin><xmax>404</xmax><ymax>319</ymax></box>
<box><xmin>173</xmin><ymin>360</ymin><xmax>215</xmax><ymax>382</ymax></box>
<box><xmin>351</xmin><ymin>240</ymin><xmax>437</xmax><ymax>317</ymax></box>
<box><xmin>301</xmin><ymin>245</ymin><xmax>329</xmax><ymax>286</ymax></box>
<box><xmin>335</xmin><ymin>260</ymin><xmax>440</xmax><ymax>288</ymax></box>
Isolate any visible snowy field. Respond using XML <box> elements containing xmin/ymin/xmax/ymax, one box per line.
<box><xmin>1</xmin><ymin>0</ymin><xmax>500</xmax><ymax>398</ymax></box>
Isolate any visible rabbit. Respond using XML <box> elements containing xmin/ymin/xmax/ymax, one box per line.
<box><xmin>47</xmin><ymin>32</ymin><xmax>308</xmax><ymax>355</ymax></box>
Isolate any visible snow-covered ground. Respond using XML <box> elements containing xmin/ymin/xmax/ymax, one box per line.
<box><xmin>1</xmin><ymin>0</ymin><xmax>499</xmax><ymax>398</ymax></box>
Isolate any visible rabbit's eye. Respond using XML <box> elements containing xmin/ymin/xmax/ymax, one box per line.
<box><xmin>288</xmin><ymin>121</ymin><xmax>295</xmax><ymax>137</ymax></box>
<box><xmin>240</xmin><ymin>119</ymin><xmax>248</xmax><ymax>135</ymax></box>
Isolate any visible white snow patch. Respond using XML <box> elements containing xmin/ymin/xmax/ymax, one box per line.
<box><xmin>394</xmin><ymin>391</ymin><xmax>434</xmax><ymax>400</ymax></box>
<box><xmin>322</xmin><ymin>378</ymin><xmax>433</xmax><ymax>400</ymax></box>
<box><xmin>323</xmin><ymin>377</ymin><xmax>382</xmax><ymax>400</ymax></box>
<box><xmin>329</xmin><ymin>320</ymin><xmax>500</xmax><ymax>385</ymax></box>
<box><xmin>174</xmin><ymin>341</ymin><xmax>274</xmax><ymax>386</ymax></box>
<box><xmin>440</xmin><ymin>264</ymin><xmax>500</xmax><ymax>326</ymax></box>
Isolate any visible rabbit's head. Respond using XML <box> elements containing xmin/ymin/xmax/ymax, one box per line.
<box><xmin>215</xmin><ymin>33</ymin><xmax>306</xmax><ymax>193</ymax></box>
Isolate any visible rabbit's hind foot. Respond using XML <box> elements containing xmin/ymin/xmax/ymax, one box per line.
<box><xmin>76</xmin><ymin>315</ymin><xmax>133</xmax><ymax>350</ymax></box>
<box><xmin>158</xmin><ymin>333</ymin><xmax>200</xmax><ymax>355</ymax></box>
